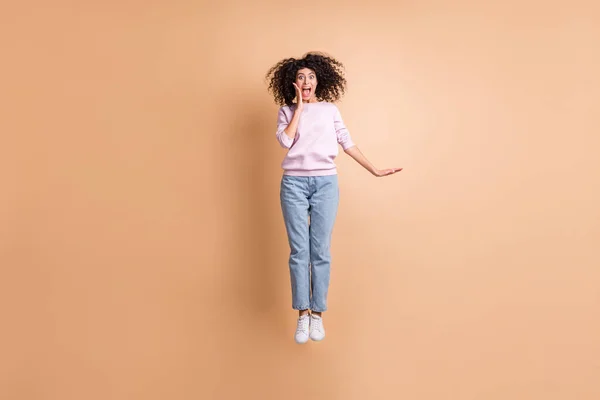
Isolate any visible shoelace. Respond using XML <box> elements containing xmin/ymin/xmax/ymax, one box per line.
<box><xmin>296</xmin><ymin>315</ymin><xmax>310</xmax><ymax>334</ymax></box>
<box><xmin>310</xmin><ymin>316</ymin><xmax>323</xmax><ymax>333</ymax></box>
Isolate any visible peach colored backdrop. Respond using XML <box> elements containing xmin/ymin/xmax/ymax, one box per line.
<box><xmin>1</xmin><ymin>1</ymin><xmax>599</xmax><ymax>399</ymax></box>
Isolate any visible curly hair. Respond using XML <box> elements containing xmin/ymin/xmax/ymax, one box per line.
<box><xmin>265</xmin><ymin>51</ymin><xmax>347</xmax><ymax>107</ymax></box>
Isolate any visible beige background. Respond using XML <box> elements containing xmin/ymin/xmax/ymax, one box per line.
<box><xmin>1</xmin><ymin>1</ymin><xmax>599</xmax><ymax>399</ymax></box>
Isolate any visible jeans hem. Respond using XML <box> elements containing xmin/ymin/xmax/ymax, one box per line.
<box><xmin>292</xmin><ymin>305</ymin><xmax>311</xmax><ymax>311</ymax></box>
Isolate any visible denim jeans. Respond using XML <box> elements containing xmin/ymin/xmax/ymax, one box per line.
<box><xmin>280</xmin><ymin>175</ymin><xmax>339</xmax><ymax>312</ymax></box>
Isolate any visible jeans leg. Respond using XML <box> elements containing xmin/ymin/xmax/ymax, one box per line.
<box><xmin>280</xmin><ymin>176</ymin><xmax>311</xmax><ymax>310</ymax></box>
<box><xmin>308</xmin><ymin>175</ymin><xmax>339</xmax><ymax>312</ymax></box>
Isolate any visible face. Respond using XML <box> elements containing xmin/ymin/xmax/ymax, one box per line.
<box><xmin>295</xmin><ymin>68</ymin><xmax>318</xmax><ymax>102</ymax></box>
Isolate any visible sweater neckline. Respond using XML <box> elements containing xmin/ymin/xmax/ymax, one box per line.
<box><xmin>292</xmin><ymin>101</ymin><xmax>325</xmax><ymax>108</ymax></box>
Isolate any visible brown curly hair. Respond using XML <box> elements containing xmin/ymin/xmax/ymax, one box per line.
<box><xmin>265</xmin><ymin>51</ymin><xmax>347</xmax><ymax>107</ymax></box>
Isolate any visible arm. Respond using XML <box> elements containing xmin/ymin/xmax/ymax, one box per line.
<box><xmin>344</xmin><ymin>146</ymin><xmax>402</xmax><ymax>177</ymax></box>
<box><xmin>334</xmin><ymin>105</ymin><xmax>402</xmax><ymax>177</ymax></box>
<box><xmin>283</xmin><ymin>83</ymin><xmax>304</xmax><ymax>140</ymax></box>
<box><xmin>283</xmin><ymin>107</ymin><xmax>302</xmax><ymax>141</ymax></box>
<box><xmin>275</xmin><ymin>83</ymin><xmax>304</xmax><ymax>148</ymax></box>
<box><xmin>275</xmin><ymin>109</ymin><xmax>293</xmax><ymax>148</ymax></box>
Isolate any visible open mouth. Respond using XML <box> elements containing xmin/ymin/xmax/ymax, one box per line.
<box><xmin>302</xmin><ymin>87</ymin><xmax>311</xmax><ymax>97</ymax></box>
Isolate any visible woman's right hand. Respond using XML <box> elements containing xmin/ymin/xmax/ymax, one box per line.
<box><xmin>292</xmin><ymin>83</ymin><xmax>303</xmax><ymax>111</ymax></box>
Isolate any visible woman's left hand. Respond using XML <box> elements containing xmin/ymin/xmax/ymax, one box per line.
<box><xmin>374</xmin><ymin>168</ymin><xmax>403</xmax><ymax>177</ymax></box>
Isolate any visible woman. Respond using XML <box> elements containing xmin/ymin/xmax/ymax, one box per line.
<box><xmin>266</xmin><ymin>52</ymin><xmax>402</xmax><ymax>344</ymax></box>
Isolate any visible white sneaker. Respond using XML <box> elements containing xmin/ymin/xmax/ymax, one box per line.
<box><xmin>309</xmin><ymin>314</ymin><xmax>325</xmax><ymax>341</ymax></box>
<box><xmin>294</xmin><ymin>314</ymin><xmax>310</xmax><ymax>344</ymax></box>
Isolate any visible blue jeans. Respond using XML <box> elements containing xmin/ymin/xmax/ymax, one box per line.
<box><xmin>280</xmin><ymin>175</ymin><xmax>339</xmax><ymax>312</ymax></box>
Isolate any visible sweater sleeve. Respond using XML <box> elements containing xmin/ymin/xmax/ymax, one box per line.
<box><xmin>334</xmin><ymin>106</ymin><xmax>356</xmax><ymax>150</ymax></box>
<box><xmin>275</xmin><ymin>107</ymin><xmax>294</xmax><ymax>149</ymax></box>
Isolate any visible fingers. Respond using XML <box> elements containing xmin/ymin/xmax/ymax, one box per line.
<box><xmin>375</xmin><ymin>168</ymin><xmax>402</xmax><ymax>177</ymax></box>
<box><xmin>382</xmin><ymin>168</ymin><xmax>403</xmax><ymax>176</ymax></box>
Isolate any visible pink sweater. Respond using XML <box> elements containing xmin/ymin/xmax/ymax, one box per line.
<box><xmin>275</xmin><ymin>102</ymin><xmax>356</xmax><ymax>176</ymax></box>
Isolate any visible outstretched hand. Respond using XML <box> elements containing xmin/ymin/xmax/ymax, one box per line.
<box><xmin>374</xmin><ymin>168</ymin><xmax>403</xmax><ymax>177</ymax></box>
